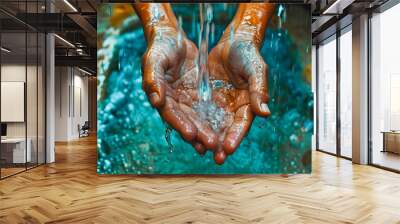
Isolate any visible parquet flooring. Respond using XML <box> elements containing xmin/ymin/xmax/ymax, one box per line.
<box><xmin>1</xmin><ymin>135</ymin><xmax>400</xmax><ymax>223</ymax></box>
<box><xmin>1</xmin><ymin>167</ymin><xmax>26</xmax><ymax>178</ymax></box>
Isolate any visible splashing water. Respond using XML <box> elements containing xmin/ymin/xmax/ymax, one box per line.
<box><xmin>229</xmin><ymin>23</ymin><xmax>235</xmax><ymax>46</ymax></box>
<box><xmin>277</xmin><ymin>5</ymin><xmax>286</xmax><ymax>29</ymax></box>
<box><xmin>193</xmin><ymin>101</ymin><xmax>227</xmax><ymax>131</ymax></box>
<box><xmin>259</xmin><ymin>5</ymin><xmax>287</xmax><ymax>129</ymax></box>
<box><xmin>165</xmin><ymin>125</ymin><xmax>174</xmax><ymax>152</ymax></box>
<box><xmin>177</xmin><ymin>16</ymin><xmax>183</xmax><ymax>48</ymax></box>
<box><xmin>149</xmin><ymin>5</ymin><xmax>162</xmax><ymax>26</ymax></box>
<box><xmin>193</xmin><ymin>3</ymin><xmax>228</xmax><ymax>132</ymax></box>
<box><xmin>211</xmin><ymin>23</ymin><xmax>215</xmax><ymax>44</ymax></box>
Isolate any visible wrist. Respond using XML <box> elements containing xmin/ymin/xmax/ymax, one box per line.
<box><xmin>220</xmin><ymin>3</ymin><xmax>275</xmax><ymax>48</ymax></box>
<box><xmin>133</xmin><ymin>3</ymin><xmax>179</xmax><ymax>41</ymax></box>
<box><xmin>236</xmin><ymin>25</ymin><xmax>263</xmax><ymax>48</ymax></box>
<box><xmin>148</xmin><ymin>23</ymin><xmax>178</xmax><ymax>42</ymax></box>
<box><xmin>219</xmin><ymin>24</ymin><xmax>262</xmax><ymax>49</ymax></box>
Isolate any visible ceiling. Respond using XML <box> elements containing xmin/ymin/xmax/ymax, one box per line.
<box><xmin>309</xmin><ymin>0</ymin><xmax>390</xmax><ymax>43</ymax></box>
<box><xmin>0</xmin><ymin>0</ymin><xmax>98</xmax><ymax>74</ymax></box>
<box><xmin>0</xmin><ymin>0</ymin><xmax>395</xmax><ymax>74</ymax></box>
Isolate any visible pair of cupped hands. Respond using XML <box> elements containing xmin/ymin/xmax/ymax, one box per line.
<box><xmin>141</xmin><ymin>22</ymin><xmax>270</xmax><ymax>164</ymax></box>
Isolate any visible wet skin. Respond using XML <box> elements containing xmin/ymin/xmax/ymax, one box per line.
<box><xmin>208</xmin><ymin>40</ymin><xmax>269</xmax><ymax>164</ymax></box>
<box><xmin>134</xmin><ymin>4</ymin><xmax>219</xmax><ymax>154</ymax></box>
<box><xmin>133</xmin><ymin>3</ymin><xmax>275</xmax><ymax>164</ymax></box>
<box><xmin>206</xmin><ymin>4</ymin><xmax>275</xmax><ymax>163</ymax></box>
<box><xmin>143</xmin><ymin>32</ymin><xmax>219</xmax><ymax>154</ymax></box>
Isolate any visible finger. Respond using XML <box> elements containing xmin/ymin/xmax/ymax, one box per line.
<box><xmin>196</xmin><ymin>125</ymin><xmax>218</xmax><ymax>151</ymax></box>
<box><xmin>223</xmin><ymin>104</ymin><xmax>254</xmax><ymax>155</ymax></box>
<box><xmin>214</xmin><ymin>147</ymin><xmax>226</xmax><ymax>165</ymax></box>
<box><xmin>160</xmin><ymin>97</ymin><xmax>197</xmax><ymax>142</ymax></box>
<box><xmin>179</xmin><ymin>103</ymin><xmax>218</xmax><ymax>150</ymax></box>
<box><xmin>250</xmin><ymin>92</ymin><xmax>270</xmax><ymax>117</ymax></box>
<box><xmin>244</xmin><ymin>52</ymin><xmax>270</xmax><ymax>117</ymax></box>
<box><xmin>142</xmin><ymin>50</ymin><xmax>167</xmax><ymax>108</ymax></box>
<box><xmin>191</xmin><ymin>142</ymin><xmax>207</xmax><ymax>155</ymax></box>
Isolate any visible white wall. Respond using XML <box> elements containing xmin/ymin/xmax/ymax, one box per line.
<box><xmin>1</xmin><ymin>63</ymin><xmax>46</xmax><ymax>164</ymax></box>
<box><xmin>55</xmin><ymin>66</ymin><xmax>69</xmax><ymax>141</ymax></box>
<box><xmin>72</xmin><ymin>72</ymin><xmax>89</xmax><ymax>138</ymax></box>
<box><xmin>54</xmin><ymin>67</ymin><xmax>89</xmax><ymax>141</ymax></box>
<box><xmin>1</xmin><ymin>65</ymin><xmax>26</xmax><ymax>140</ymax></box>
<box><xmin>1</xmin><ymin>65</ymin><xmax>40</xmax><ymax>138</ymax></box>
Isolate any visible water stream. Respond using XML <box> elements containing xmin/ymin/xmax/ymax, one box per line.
<box><xmin>197</xmin><ymin>3</ymin><xmax>212</xmax><ymax>102</ymax></box>
<box><xmin>193</xmin><ymin>3</ymin><xmax>227</xmax><ymax>132</ymax></box>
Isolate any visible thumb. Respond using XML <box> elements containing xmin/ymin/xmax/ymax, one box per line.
<box><xmin>245</xmin><ymin>55</ymin><xmax>270</xmax><ymax>117</ymax></box>
<box><xmin>142</xmin><ymin>52</ymin><xmax>167</xmax><ymax>108</ymax></box>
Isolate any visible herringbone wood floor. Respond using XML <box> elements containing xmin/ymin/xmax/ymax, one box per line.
<box><xmin>1</xmin><ymin>135</ymin><xmax>400</xmax><ymax>224</ymax></box>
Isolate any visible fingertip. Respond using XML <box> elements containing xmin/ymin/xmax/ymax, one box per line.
<box><xmin>203</xmin><ymin>133</ymin><xmax>218</xmax><ymax>151</ymax></box>
<box><xmin>223</xmin><ymin>137</ymin><xmax>239</xmax><ymax>155</ymax></box>
<box><xmin>149</xmin><ymin>92</ymin><xmax>160</xmax><ymax>106</ymax></box>
<box><xmin>250</xmin><ymin>92</ymin><xmax>271</xmax><ymax>117</ymax></box>
<box><xmin>193</xmin><ymin>143</ymin><xmax>207</xmax><ymax>155</ymax></box>
<box><xmin>149</xmin><ymin>92</ymin><xmax>165</xmax><ymax>108</ymax></box>
<box><xmin>223</xmin><ymin>105</ymin><xmax>254</xmax><ymax>156</ymax></box>
<box><xmin>214</xmin><ymin>150</ymin><xmax>226</xmax><ymax>165</ymax></box>
<box><xmin>180</xmin><ymin>124</ymin><xmax>197</xmax><ymax>142</ymax></box>
<box><xmin>192</xmin><ymin>121</ymin><xmax>219</xmax><ymax>151</ymax></box>
<box><xmin>259</xmin><ymin>103</ymin><xmax>271</xmax><ymax>116</ymax></box>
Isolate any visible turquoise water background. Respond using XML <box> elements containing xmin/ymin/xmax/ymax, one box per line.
<box><xmin>97</xmin><ymin>4</ymin><xmax>313</xmax><ymax>174</ymax></box>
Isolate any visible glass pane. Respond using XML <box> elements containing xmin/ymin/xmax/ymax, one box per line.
<box><xmin>27</xmin><ymin>31</ymin><xmax>38</xmax><ymax>169</ymax></box>
<box><xmin>26</xmin><ymin>0</ymin><xmax>39</xmax><ymax>169</ymax></box>
<box><xmin>340</xmin><ymin>29</ymin><xmax>352</xmax><ymax>158</ymax></box>
<box><xmin>1</xmin><ymin>30</ymin><xmax>27</xmax><ymax>177</ymax></box>
<box><xmin>312</xmin><ymin>46</ymin><xmax>317</xmax><ymax>151</ymax></box>
<box><xmin>318</xmin><ymin>37</ymin><xmax>337</xmax><ymax>154</ymax></box>
<box><xmin>0</xmin><ymin>0</ymin><xmax>46</xmax><ymax>178</ymax></box>
<box><xmin>371</xmin><ymin>5</ymin><xmax>400</xmax><ymax>171</ymax></box>
<box><xmin>38</xmin><ymin>32</ymin><xmax>45</xmax><ymax>165</ymax></box>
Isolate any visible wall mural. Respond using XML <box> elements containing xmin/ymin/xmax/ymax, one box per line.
<box><xmin>97</xmin><ymin>3</ymin><xmax>313</xmax><ymax>174</ymax></box>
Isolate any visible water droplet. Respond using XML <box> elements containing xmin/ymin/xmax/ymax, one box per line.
<box><xmin>165</xmin><ymin>126</ymin><xmax>174</xmax><ymax>152</ymax></box>
<box><xmin>277</xmin><ymin>5</ymin><xmax>287</xmax><ymax>30</ymax></box>
<box><xmin>211</xmin><ymin>23</ymin><xmax>215</xmax><ymax>44</ymax></box>
<box><xmin>229</xmin><ymin>23</ymin><xmax>234</xmax><ymax>45</ymax></box>
<box><xmin>149</xmin><ymin>5</ymin><xmax>162</xmax><ymax>26</ymax></box>
<box><xmin>178</xmin><ymin>16</ymin><xmax>183</xmax><ymax>48</ymax></box>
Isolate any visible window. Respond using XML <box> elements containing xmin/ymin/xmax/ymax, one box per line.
<box><xmin>339</xmin><ymin>28</ymin><xmax>352</xmax><ymax>158</ymax></box>
<box><xmin>370</xmin><ymin>3</ymin><xmax>400</xmax><ymax>171</ymax></box>
<box><xmin>0</xmin><ymin>1</ymin><xmax>47</xmax><ymax>179</ymax></box>
<box><xmin>317</xmin><ymin>36</ymin><xmax>337</xmax><ymax>154</ymax></box>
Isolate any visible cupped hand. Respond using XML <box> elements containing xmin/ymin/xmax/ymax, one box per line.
<box><xmin>142</xmin><ymin>27</ymin><xmax>218</xmax><ymax>154</ymax></box>
<box><xmin>207</xmin><ymin>34</ymin><xmax>271</xmax><ymax>164</ymax></box>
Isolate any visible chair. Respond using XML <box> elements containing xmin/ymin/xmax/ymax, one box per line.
<box><xmin>78</xmin><ymin>121</ymin><xmax>90</xmax><ymax>138</ymax></box>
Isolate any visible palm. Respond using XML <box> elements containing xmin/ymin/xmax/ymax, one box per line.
<box><xmin>207</xmin><ymin>41</ymin><xmax>256</xmax><ymax>162</ymax></box>
<box><xmin>143</xmin><ymin>32</ymin><xmax>218</xmax><ymax>154</ymax></box>
<box><xmin>206</xmin><ymin>36</ymin><xmax>270</xmax><ymax>163</ymax></box>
